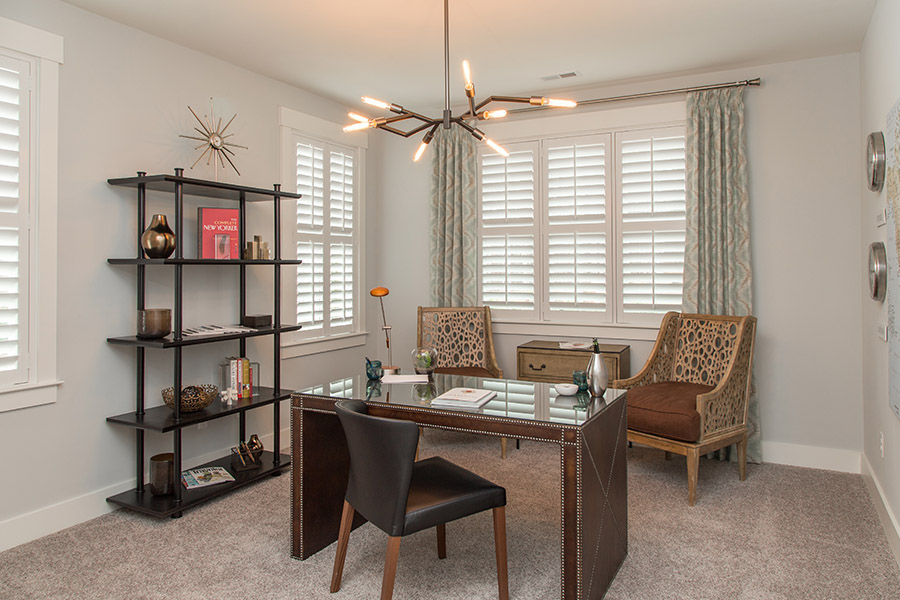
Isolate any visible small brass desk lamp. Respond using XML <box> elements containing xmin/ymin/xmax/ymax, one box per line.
<box><xmin>370</xmin><ymin>286</ymin><xmax>399</xmax><ymax>374</ymax></box>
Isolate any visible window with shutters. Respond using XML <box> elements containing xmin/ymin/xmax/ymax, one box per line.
<box><xmin>477</xmin><ymin>125</ymin><xmax>685</xmax><ymax>327</ymax></box>
<box><xmin>293</xmin><ymin>135</ymin><xmax>359</xmax><ymax>339</ymax></box>
<box><xmin>0</xmin><ymin>18</ymin><xmax>62</xmax><ymax>411</ymax></box>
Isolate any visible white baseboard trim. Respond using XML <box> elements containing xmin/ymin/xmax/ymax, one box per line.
<box><xmin>0</xmin><ymin>478</ymin><xmax>130</xmax><ymax>553</ymax></box>
<box><xmin>0</xmin><ymin>429</ymin><xmax>294</xmax><ymax>554</ymax></box>
<box><xmin>861</xmin><ymin>454</ymin><xmax>900</xmax><ymax>570</ymax></box>
<box><xmin>761</xmin><ymin>440</ymin><xmax>861</xmax><ymax>473</ymax></box>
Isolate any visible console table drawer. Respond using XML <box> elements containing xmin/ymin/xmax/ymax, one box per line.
<box><xmin>516</xmin><ymin>341</ymin><xmax>630</xmax><ymax>384</ymax></box>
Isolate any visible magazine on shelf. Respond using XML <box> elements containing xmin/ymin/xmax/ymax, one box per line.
<box><xmin>182</xmin><ymin>324</ymin><xmax>256</xmax><ymax>338</ymax></box>
<box><xmin>181</xmin><ymin>466</ymin><xmax>235</xmax><ymax>489</ymax></box>
<box><xmin>431</xmin><ymin>387</ymin><xmax>497</xmax><ymax>409</ymax></box>
<box><xmin>198</xmin><ymin>207</ymin><xmax>240</xmax><ymax>259</ymax></box>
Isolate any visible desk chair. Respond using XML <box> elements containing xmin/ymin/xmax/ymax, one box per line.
<box><xmin>331</xmin><ymin>399</ymin><xmax>509</xmax><ymax>600</ymax></box>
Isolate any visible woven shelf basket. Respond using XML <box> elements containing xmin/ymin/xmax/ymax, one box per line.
<box><xmin>161</xmin><ymin>384</ymin><xmax>218</xmax><ymax>412</ymax></box>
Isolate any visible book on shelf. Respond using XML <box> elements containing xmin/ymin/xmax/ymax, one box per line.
<box><xmin>224</xmin><ymin>357</ymin><xmax>255</xmax><ymax>398</ymax></box>
<box><xmin>198</xmin><ymin>207</ymin><xmax>240</xmax><ymax>259</ymax></box>
<box><xmin>181</xmin><ymin>466</ymin><xmax>235</xmax><ymax>489</ymax></box>
<box><xmin>430</xmin><ymin>387</ymin><xmax>497</xmax><ymax>409</ymax></box>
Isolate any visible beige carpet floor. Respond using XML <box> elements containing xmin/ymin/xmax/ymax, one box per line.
<box><xmin>1</xmin><ymin>430</ymin><xmax>898</xmax><ymax>599</ymax></box>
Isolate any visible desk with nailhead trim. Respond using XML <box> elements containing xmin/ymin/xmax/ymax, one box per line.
<box><xmin>291</xmin><ymin>373</ymin><xmax>628</xmax><ymax>599</ymax></box>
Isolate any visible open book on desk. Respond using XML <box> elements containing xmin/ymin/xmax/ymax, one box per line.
<box><xmin>430</xmin><ymin>387</ymin><xmax>497</xmax><ymax>409</ymax></box>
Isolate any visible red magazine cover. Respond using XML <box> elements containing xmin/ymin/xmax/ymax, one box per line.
<box><xmin>198</xmin><ymin>207</ymin><xmax>240</xmax><ymax>259</ymax></box>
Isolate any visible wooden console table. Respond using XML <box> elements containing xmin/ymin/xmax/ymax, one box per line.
<box><xmin>517</xmin><ymin>340</ymin><xmax>630</xmax><ymax>384</ymax></box>
<box><xmin>291</xmin><ymin>373</ymin><xmax>628</xmax><ymax>599</ymax></box>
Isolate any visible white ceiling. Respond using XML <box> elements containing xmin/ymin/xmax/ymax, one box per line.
<box><xmin>60</xmin><ymin>0</ymin><xmax>875</xmax><ymax>110</ymax></box>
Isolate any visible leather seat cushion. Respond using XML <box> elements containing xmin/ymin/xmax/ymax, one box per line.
<box><xmin>627</xmin><ymin>382</ymin><xmax>714</xmax><ymax>442</ymax></box>
<box><xmin>403</xmin><ymin>456</ymin><xmax>506</xmax><ymax>536</ymax></box>
<box><xmin>434</xmin><ymin>366</ymin><xmax>497</xmax><ymax>378</ymax></box>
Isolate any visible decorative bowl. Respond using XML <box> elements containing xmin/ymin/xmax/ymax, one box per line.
<box><xmin>554</xmin><ymin>383</ymin><xmax>579</xmax><ymax>396</ymax></box>
<box><xmin>161</xmin><ymin>384</ymin><xmax>218</xmax><ymax>412</ymax></box>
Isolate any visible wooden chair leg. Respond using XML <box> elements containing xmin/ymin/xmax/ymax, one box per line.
<box><xmin>436</xmin><ymin>523</ymin><xmax>447</xmax><ymax>559</ymax></box>
<box><xmin>381</xmin><ymin>536</ymin><xmax>402</xmax><ymax>600</ymax></box>
<box><xmin>738</xmin><ymin>434</ymin><xmax>748</xmax><ymax>481</ymax></box>
<box><xmin>331</xmin><ymin>500</ymin><xmax>355</xmax><ymax>593</ymax></box>
<box><xmin>500</xmin><ymin>437</ymin><xmax>507</xmax><ymax>459</ymax></box>
<box><xmin>686</xmin><ymin>447</ymin><xmax>699</xmax><ymax>506</ymax></box>
<box><xmin>492</xmin><ymin>506</ymin><xmax>509</xmax><ymax>600</ymax></box>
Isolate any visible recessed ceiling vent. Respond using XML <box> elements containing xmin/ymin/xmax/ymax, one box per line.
<box><xmin>540</xmin><ymin>71</ymin><xmax>580</xmax><ymax>81</ymax></box>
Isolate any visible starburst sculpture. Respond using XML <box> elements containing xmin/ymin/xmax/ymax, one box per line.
<box><xmin>179</xmin><ymin>98</ymin><xmax>247</xmax><ymax>180</ymax></box>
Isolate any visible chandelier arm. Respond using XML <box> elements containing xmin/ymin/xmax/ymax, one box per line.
<box><xmin>453</xmin><ymin>118</ymin><xmax>483</xmax><ymax>140</ymax></box>
<box><xmin>379</xmin><ymin>119</ymin><xmax>440</xmax><ymax>138</ymax></box>
<box><xmin>474</xmin><ymin>95</ymin><xmax>533</xmax><ymax>112</ymax></box>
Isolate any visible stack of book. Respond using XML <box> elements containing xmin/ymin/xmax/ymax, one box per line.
<box><xmin>430</xmin><ymin>387</ymin><xmax>497</xmax><ymax>410</ymax></box>
<box><xmin>226</xmin><ymin>357</ymin><xmax>253</xmax><ymax>398</ymax></box>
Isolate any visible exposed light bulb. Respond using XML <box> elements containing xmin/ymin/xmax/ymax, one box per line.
<box><xmin>342</xmin><ymin>121</ymin><xmax>371</xmax><ymax>132</ymax></box>
<box><xmin>347</xmin><ymin>112</ymin><xmax>369</xmax><ymax>123</ymax></box>
<box><xmin>361</xmin><ymin>96</ymin><xmax>391</xmax><ymax>110</ymax></box>
<box><xmin>482</xmin><ymin>109</ymin><xmax>508</xmax><ymax>120</ymax></box>
<box><xmin>414</xmin><ymin>142</ymin><xmax>429</xmax><ymax>162</ymax></box>
<box><xmin>462</xmin><ymin>60</ymin><xmax>472</xmax><ymax>86</ymax></box>
<box><xmin>485</xmin><ymin>138</ymin><xmax>509</xmax><ymax>157</ymax></box>
<box><xmin>543</xmin><ymin>98</ymin><xmax>577</xmax><ymax>108</ymax></box>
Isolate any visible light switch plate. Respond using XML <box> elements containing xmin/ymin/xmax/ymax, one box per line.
<box><xmin>877</xmin><ymin>323</ymin><xmax>889</xmax><ymax>341</ymax></box>
<box><xmin>876</xmin><ymin>208</ymin><xmax>887</xmax><ymax>227</ymax></box>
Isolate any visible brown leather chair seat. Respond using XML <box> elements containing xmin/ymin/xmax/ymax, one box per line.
<box><xmin>626</xmin><ymin>381</ymin><xmax>714</xmax><ymax>443</ymax></box>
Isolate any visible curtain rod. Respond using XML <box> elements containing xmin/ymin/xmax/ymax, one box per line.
<box><xmin>508</xmin><ymin>77</ymin><xmax>761</xmax><ymax>115</ymax></box>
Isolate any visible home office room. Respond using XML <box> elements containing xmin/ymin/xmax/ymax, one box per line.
<box><xmin>0</xmin><ymin>1</ymin><xmax>898</xmax><ymax>598</ymax></box>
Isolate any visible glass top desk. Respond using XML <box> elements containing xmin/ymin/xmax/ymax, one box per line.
<box><xmin>291</xmin><ymin>374</ymin><xmax>627</xmax><ymax>599</ymax></box>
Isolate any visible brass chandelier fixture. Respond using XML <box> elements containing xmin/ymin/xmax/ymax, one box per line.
<box><xmin>343</xmin><ymin>0</ymin><xmax>577</xmax><ymax>161</ymax></box>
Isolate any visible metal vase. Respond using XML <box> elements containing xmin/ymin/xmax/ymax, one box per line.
<box><xmin>141</xmin><ymin>214</ymin><xmax>176</xmax><ymax>258</ymax></box>
<box><xmin>586</xmin><ymin>351</ymin><xmax>608</xmax><ymax>397</ymax></box>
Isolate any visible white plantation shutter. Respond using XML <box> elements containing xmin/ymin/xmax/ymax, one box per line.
<box><xmin>295</xmin><ymin>143</ymin><xmax>323</xmax><ymax>231</ymax></box>
<box><xmin>329</xmin><ymin>243</ymin><xmax>353</xmax><ymax>327</ymax></box>
<box><xmin>329</xmin><ymin>150</ymin><xmax>353</xmax><ymax>232</ymax></box>
<box><xmin>618</xmin><ymin>128</ymin><xmax>686</xmax><ymax>319</ymax></box>
<box><xmin>294</xmin><ymin>134</ymin><xmax>358</xmax><ymax>338</ymax></box>
<box><xmin>295</xmin><ymin>241</ymin><xmax>323</xmax><ymax>331</ymax></box>
<box><xmin>481</xmin><ymin>234</ymin><xmax>535</xmax><ymax>310</ymax></box>
<box><xmin>0</xmin><ymin>55</ymin><xmax>30</xmax><ymax>386</ymax></box>
<box><xmin>479</xmin><ymin>143</ymin><xmax>538</xmax><ymax>317</ymax></box>
<box><xmin>543</xmin><ymin>135</ymin><xmax>611</xmax><ymax>322</ymax></box>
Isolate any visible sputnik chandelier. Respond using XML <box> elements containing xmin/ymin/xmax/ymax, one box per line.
<box><xmin>343</xmin><ymin>0</ymin><xmax>577</xmax><ymax>161</ymax></box>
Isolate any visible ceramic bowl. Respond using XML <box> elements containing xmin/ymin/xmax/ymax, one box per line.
<box><xmin>554</xmin><ymin>383</ymin><xmax>578</xmax><ymax>396</ymax></box>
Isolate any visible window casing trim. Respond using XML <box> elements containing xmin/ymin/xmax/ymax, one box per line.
<box><xmin>279</xmin><ymin>107</ymin><xmax>367</xmax><ymax>351</ymax></box>
<box><xmin>477</xmin><ymin>102</ymin><xmax>686</xmax><ymax>332</ymax></box>
<box><xmin>0</xmin><ymin>18</ymin><xmax>61</xmax><ymax>411</ymax></box>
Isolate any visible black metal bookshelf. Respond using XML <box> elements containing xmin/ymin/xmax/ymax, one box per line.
<box><xmin>106</xmin><ymin>169</ymin><xmax>301</xmax><ymax>517</ymax></box>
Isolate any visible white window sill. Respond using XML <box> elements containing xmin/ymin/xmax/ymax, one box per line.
<box><xmin>491</xmin><ymin>320</ymin><xmax>661</xmax><ymax>342</ymax></box>
<box><xmin>281</xmin><ymin>332</ymin><xmax>368</xmax><ymax>359</ymax></box>
<box><xmin>0</xmin><ymin>379</ymin><xmax>63</xmax><ymax>413</ymax></box>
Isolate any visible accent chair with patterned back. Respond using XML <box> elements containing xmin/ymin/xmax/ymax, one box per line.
<box><xmin>417</xmin><ymin>306</ymin><xmax>503</xmax><ymax>379</ymax></box>
<box><xmin>417</xmin><ymin>306</ymin><xmax>513</xmax><ymax>457</ymax></box>
<box><xmin>613</xmin><ymin>312</ymin><xmax>757</xmax><ymax>505</ymax></box>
